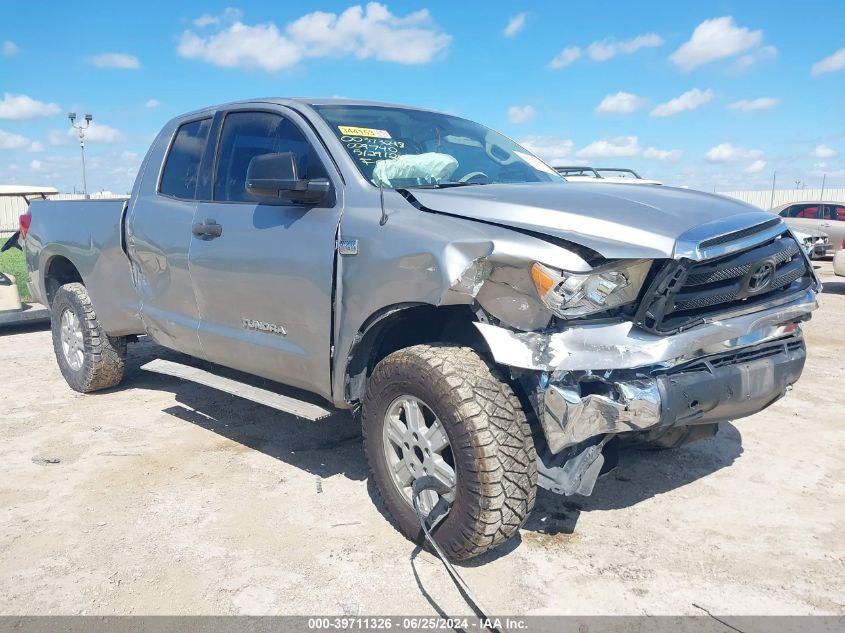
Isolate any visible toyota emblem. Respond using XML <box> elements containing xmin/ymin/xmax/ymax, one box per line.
<box><xmin>747</xmin><ymin>262</ymin><xmax>775</xmax><ymax>293</ymax></box>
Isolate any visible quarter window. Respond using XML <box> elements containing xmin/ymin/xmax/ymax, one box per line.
<box><xmin>159</xmin><ymin>118</ymin><xmax>212</xmax><ymax>200</ymax></box>
<box><xmin>213</xmin><ymin>111</ymin><xmax>327</xmax><ymax>203</ymax></box>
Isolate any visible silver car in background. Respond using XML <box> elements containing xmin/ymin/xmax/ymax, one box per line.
<box><xmin>773</xmin><ymin>201</ymin><xmax>845</xmax><ymax>255</ymax></box>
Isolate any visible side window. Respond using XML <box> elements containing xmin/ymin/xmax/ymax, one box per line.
<box><xmin>213</xmin><ymin>111</ymin><xmax>328</xmax><ymax>203</ymax></box>
<box><xmin>159</xmin><ymin>118</ymin><xmax>212</xmax><ymax>200</ymax></box>
<box><xmin>787</xmin><ymin>205</ymin><xmax>819</xmax><ymax>219</ymax></box>
<box><xmin>833</xmin><ymin>206</ymin><xmax>845</xmax><ymax>221</ymax></box>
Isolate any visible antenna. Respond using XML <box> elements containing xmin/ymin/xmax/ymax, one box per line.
<box><xmin>379</xmin><ymin>179</ymin><xmax>388</xmax><ymax>226</ymax></box>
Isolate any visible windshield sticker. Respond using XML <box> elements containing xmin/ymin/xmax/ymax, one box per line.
<box><xmin>338</xmin><ymin>126</ymin><xmax>392</xmax><ymax>139</ymax></box>
<box><xmin>514</xmin><ymin>150</ymin><xmax>559</xmax><ymax>176</ymax></box>
<box><xmin>341</xmin><ymin>136</ymin><xmax>405</xmax><ymax>166</ymax></box>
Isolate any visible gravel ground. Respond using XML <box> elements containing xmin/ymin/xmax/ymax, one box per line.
<box><xmin>0</xmin><ymin>261</ymin><xmax>842</xmax><ymax>616</ymax></box>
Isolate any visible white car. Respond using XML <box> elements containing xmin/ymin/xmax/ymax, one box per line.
<box><xmin>555</xmin><ymin>166</ymin><xmax>662</xmax><ymax>185</ymax></box>
<box><xmin>792</xmin><ymin>229</ymin><xmax>830</xmax><ymax>260</ymax></box>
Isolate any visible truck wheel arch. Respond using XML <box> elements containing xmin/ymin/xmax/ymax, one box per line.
<box><xmin>343</xmin><ymin>303</ymin><xmax>490</xmax><ymax>403</ymax></box>
<box><xmin>44</xmin><ymin>256</ymin><xmax>83</xmax><ymax>306</ymax></box>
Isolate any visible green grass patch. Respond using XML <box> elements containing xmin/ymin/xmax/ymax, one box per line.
<box><xmin>0</xmin><ymin>245</ymin><xmax>30</xmax><ymax>301</ymax></box>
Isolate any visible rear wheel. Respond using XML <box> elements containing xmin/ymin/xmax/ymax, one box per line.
<box><xmin>362</xmin><ymin>344</ymin><xmax>537</xmax><ymax>560</ymax></box>
<box><xmin>51</xmin><ymin>283</ymin><xmax>126</xmax><ymax>393</ymax></box>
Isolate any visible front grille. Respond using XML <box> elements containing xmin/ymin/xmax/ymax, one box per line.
<box><xmin>636</xmin><ymin>231</ymin><xmax>814</xmax><ymax>334</ymax></box>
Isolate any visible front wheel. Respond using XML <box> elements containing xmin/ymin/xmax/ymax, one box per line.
<box><xmin>362</xmin><ymin>344</ymin><xmax>537</xmax><ymax>560</ymax></box>
<box><xmin>51</xmin><ymin>283</ymin><xmax>126</xmax><ymax>393</ymax></box>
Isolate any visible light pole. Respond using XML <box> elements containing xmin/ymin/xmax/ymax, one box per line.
<box><xmin>68</xmin><ymin>112</ymin><xmax>92</xmax><ymax>198</ymax></box>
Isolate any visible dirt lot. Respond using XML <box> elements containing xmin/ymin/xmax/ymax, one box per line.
<box><xmin>1</xmin><ymin>262</ymin><xmax>843</xmax><ymax>617</ymax></box>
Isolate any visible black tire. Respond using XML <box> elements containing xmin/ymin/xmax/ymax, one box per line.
<box><xmin>51</xmin><ymin>283</ymin><xmax>126</xmax><ymax>393</ymax></box>
<box><xmin>362</xmin><ymin>344</ymin><xmax>537</xmax><ymax>560</ymax></box>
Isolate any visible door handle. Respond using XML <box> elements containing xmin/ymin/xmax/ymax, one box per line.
<box><xmin>192</xmin><ymin>219</ymin><xmax>223</xmax><ymax>240</ymax></box>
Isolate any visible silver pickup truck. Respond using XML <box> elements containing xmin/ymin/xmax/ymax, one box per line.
<box><xmin>23</xmin><ymin>98</ymin><xmax>818</xmax><ymax>560</ymax></box>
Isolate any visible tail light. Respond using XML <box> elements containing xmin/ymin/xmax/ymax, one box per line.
<box><xmin>18</xmin><ymin>211</ymin><xmax>31</xmax><ymax>239</ymax></box>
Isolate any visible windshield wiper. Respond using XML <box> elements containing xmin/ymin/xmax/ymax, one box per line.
<box><xmin>407</xmin><ymin>181</ymin><xmax>490</xmax><ymax>189</ymax></box>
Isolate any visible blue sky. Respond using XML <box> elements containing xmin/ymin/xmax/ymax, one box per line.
<box><xmin>1</xmin><ymin>0</ymin><xmax>843</xmax><ymax>195</ymax></box>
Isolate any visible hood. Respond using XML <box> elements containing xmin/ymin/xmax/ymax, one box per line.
<box><xmin>405</xmin><ymin>182</ymin><xmax>775</xmax><ymax>259</ymax></box>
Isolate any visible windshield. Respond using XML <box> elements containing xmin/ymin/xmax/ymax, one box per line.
<box><xmin>313</xmin><ymin>104</ymin><xmax>563</xmax><ymax>189</ymax></box>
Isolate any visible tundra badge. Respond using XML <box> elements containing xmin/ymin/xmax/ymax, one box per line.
<box><xmin>242</xmin><ymin>318</ymin><xmax>287</xmax><ymax>336</ymax></box>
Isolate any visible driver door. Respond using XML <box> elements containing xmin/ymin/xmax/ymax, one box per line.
<box><xmin>187</xmin><ymin>107</ymin><xmax>342</xmax><ymax>399</ymax></box>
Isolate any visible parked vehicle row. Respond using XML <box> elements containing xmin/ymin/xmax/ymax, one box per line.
<box><xmin>555</xmin><ymin>165</ymin><xmax>663</xmax><ymax>185</ymax></box>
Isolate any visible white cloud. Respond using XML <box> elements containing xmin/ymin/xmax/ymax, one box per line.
<box><xmin>586</xmin><ymin>33</ymin><xmax>663</xmax><ymax>61</ymax></box>
<box><xmin>145</xmin><ymin>99</ymin><xmax>160</xmax><ymax>109</ymax></box>
<box><xmin>643</xmin><ymin>147</ymin><xmax>682</xmax><ymax>161</ymax></box>
<box><xmin>65</xmin><ymin>122</ymin><xmax>125</xmax><ymax>144</ymax></box>
<box><xmin>0</xmin><ymin>129</ymin><xmax>42</xmax><ymax>152</ymax></box>
<box><xmin>194</xmin><ymin>8</ymin><xmax>242</xmax><ymax>28</ymax></box>
<box><xmin>650</xmin><ymin>88</ymin><xmax>713</xmax><ymax>117</ymax></box>
<box><xmin>744</xmin><ymin>159</ymin><xmax>767</xmax><ymax>174</ymax></box>
<box><xmin>811</xmin><ymin>144</ymin><xmax>837</xmax><ymax>158</ymax></box>
<box><xmin>705</xmin><ymin>142</ymin><xmax>763</xmax><ymax>163</ymax></box>
<box><xmin>0</xmin><ymin>93</ymin><xmax>61</xmax><ymax>120</ymax></box>
<box><xmin>507</xmin><ymin>105</ymin><xmax>535</xmax><ymax>124</ymax></box>
<box><xmin>29</xmin><ymin>159</ymin><xmax>44</xmax><ymax>172</ymax></box>
<box><xmin>548</xmin><ymin>46</ymin><xmax>581</xmax><ymax>69</ymax></box>
<box><xmin>727</xmin><ymin>97</ymin><xmax>778</xmax><ymax>111</ymax></box>
<box><xmin>47</xmin><ymin>130</ymin><xmax>68</xmax><ymax>146</ymax></box>
<box><xmin>549</xmin><ymin>33</ymin><xmax>661</xmax><ymax>68</ymax></box>
<box><xmin>89</xmin><ymin>53</ymin><xmax>141</xmax><ymax>69</ymax></box>
<box><xmin>595</xmin><ymin>91</ymin><xmax>646</xmax><ymax>114</ymax></box>
<box><xmin>732</xmin><ymin>44</ymin><xmax>776</xmax><ymax>71</ymax></box>
<box><xmin>178</xmin><ymin>3</ymin><xmax>452</xmax><ymax>71</ymax></box>
<box><xmin>3</xmin><ymin>41</ymin><xmax>18</xmax><ymax>56</ymax></box>
<box><xmin>811</xmin><ymin>48</ymin><xmax>845</xmax><ymax>76</ymax></box>
<box><xmin>576</xmin><ymin>136</ymin><xmax>641</xmax><ymax>159</ymax></box>
<box><xmin>193</xmin><ymin>14</ymin><xmax>219</xmax><ymax>28</ymax></box>
<box><xmin>518</xmin><ymin>136</ymin><xmax>574</xmax><ymax>165</ymax></box>
<box><xmin>670</xmin><ymin>16</ymin><xmax>766</xmax><ymax>71</ymax></box>
<box><xmin>504</xmin><ymin>13</ymin><xmax>526</xmax><ymax>38</ymax></box>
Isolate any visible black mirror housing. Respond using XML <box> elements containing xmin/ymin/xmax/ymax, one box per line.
<box><xmin>245</xmin><ymin>152</ymin><xmax>329</xmax><ymax>204</ymax></box>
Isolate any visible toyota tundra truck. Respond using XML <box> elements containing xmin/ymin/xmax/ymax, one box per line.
<box><xmin>21</xmin><ymin>98</ymin><xmax>819</xmax><ymax>560</ymax></box>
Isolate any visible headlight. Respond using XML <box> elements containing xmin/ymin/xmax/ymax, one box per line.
<box><xmin>530</xmin><ymin>260</ymin><xmax>652</xmax><ymax>318</ymax></box>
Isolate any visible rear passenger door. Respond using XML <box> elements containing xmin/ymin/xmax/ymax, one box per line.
<box><xmin>187</xmin><ymin>107</ymin><xmax>342</xmax><ymax>399</ymax></box>
<box><xmin>126</xmin><ymin>116</ymin><xmax>213</xmax><ymax>358</ymax></box>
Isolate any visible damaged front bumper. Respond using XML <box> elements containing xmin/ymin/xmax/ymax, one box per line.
<box><xmin>539</xmin><ymin>334</ymin><xmax>805</xmax><ymax>452</ymax></box>
<box><xmin>474</xmin><ymin>289</ymin><xmax>817</xmax><ymax>456</ymax></box>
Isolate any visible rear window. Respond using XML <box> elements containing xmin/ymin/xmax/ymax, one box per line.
<box><xmin>159</xmin><ymin>118</ymin><xmax>212</xmax><ymax>200</ymax></box>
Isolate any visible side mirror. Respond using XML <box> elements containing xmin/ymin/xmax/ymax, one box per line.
<box><xmin>245</xmin><ymin>152</ymin><xmax>330</xmax><ymax>204</ymax></box>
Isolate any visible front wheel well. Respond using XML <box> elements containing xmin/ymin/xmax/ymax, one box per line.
<box><xmin>44</xmin><ymin>256</ymin><xmax>83</xmax><ymax>305</ymax></box>
<box><xmin>344</xmin><ymin>304</ymin><xmax>490</xmax><ymax>403</ymax></box>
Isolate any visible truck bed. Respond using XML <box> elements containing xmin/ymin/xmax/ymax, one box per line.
<box><xmin>26</xmin><ymin>198</ymin><xmax>144</xmax><ymax>335</ymax></box>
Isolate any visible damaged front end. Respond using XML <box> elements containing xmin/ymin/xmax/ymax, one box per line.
<box><xmin>441</xmin><ymin>218</ymin><xmax>819</xmax><ymax>498</ymax></box>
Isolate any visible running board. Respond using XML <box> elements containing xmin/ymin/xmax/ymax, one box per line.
<box><xmin>140</xmin><ymin>359</ymin><xmax>333</xmax><ymax>421</ymax></box>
